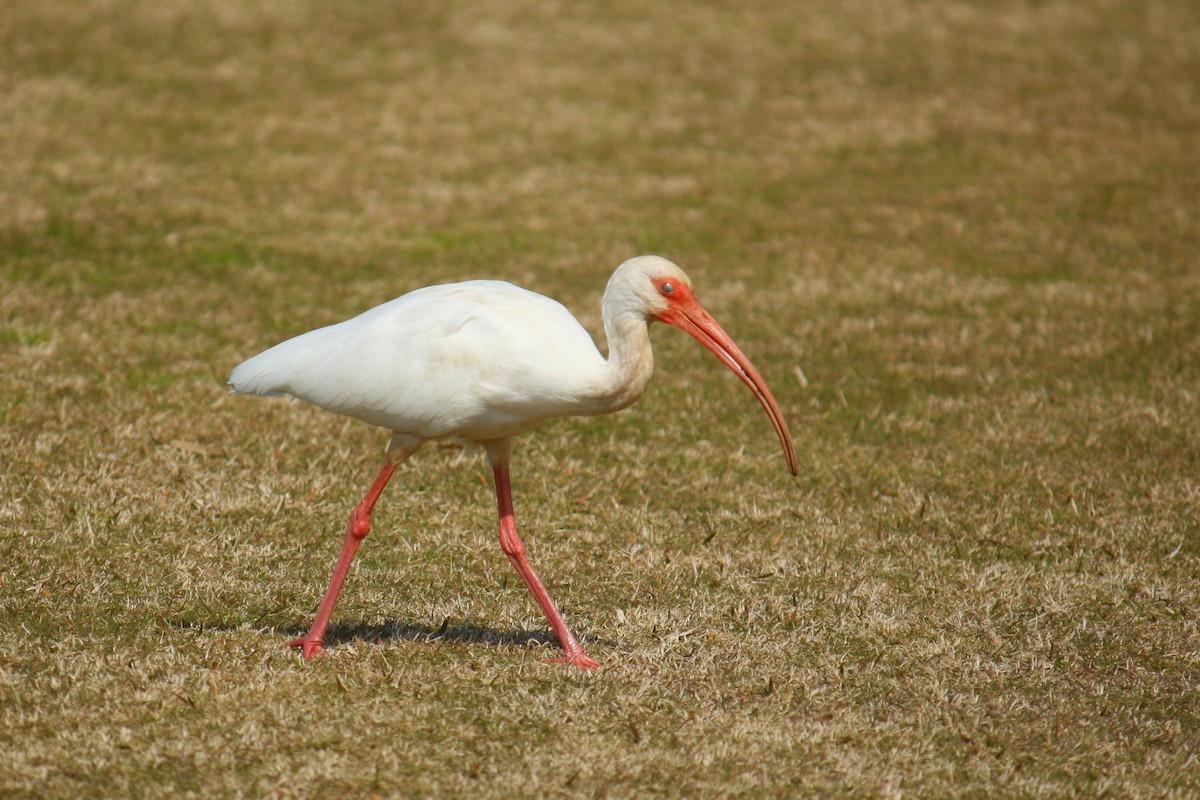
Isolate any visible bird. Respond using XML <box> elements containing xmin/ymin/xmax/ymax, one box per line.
<box><xmin>229</xmin><ymin>255</ymin><xmax>798</xmax><ymax>669</ymax></box>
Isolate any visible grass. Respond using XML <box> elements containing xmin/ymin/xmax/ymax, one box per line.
<box><xmin>2</xmin><ymin>0</ymin><xmax>1199</xmax><ymax>796</ymax></box>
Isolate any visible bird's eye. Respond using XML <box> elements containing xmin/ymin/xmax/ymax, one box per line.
<box><xmin>660</xmin><ymin>281</ymin><xmax>674</xmax><ymax>295</ymax></box>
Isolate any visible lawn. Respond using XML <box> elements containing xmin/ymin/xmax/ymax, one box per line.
<box><xmin>2</xmin><ymin>0</ymin><xmax>1198</xmax><ymax>796</ymax></box>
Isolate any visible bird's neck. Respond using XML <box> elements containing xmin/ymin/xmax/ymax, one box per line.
<box><xmin>593</xmin><ymin>300</ymin><xmax>655</xmax><ymax>414</ymax></box>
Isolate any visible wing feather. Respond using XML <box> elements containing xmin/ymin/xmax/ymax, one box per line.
<box><xmin>229</xmin><ymin>280</ymin><xmax>606</xmax><ymax>439</ymax></box>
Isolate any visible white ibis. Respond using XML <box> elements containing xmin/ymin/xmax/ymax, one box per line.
<box><xmin>229</xmin><ymin>255</ymin><xmax>797</xmax><ymax>669</ymax></box>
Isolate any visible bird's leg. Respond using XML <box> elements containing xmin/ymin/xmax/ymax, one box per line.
<box><xmin>288</xmin><ymin>436</ymin><xmax>420</xmax><ymax>659</ymax></box>
<box><xmin>486</xmin><ymin>440</ymin><xmax>600</xmax><ymax>670</ymax></box>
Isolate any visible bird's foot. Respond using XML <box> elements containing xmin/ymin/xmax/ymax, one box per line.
<box><xmin>286</xmin><ymin>636</ymin><xmax>326</xmax><ymax>660</ymax></box>
<box><xmin>545</xmin><ymin>652</ymin><xmax>601</xmax><ymax>670</ymax></box>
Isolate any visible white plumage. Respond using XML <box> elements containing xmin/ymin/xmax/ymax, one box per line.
<box><xmin>230</xmin><ymin>255</ymin><xmax>796</xmax><ymax>669</ymax></box>
<box><xmin>231</xmin><ymin>280</ymin><xmax>612</xmax><ymax>441</ymax></box>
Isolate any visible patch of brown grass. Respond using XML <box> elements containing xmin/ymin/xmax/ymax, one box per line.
<box><xmin>3</xmin><ymin>0</ymin><xmax>1199</xmax><ymax>796</ymax></box>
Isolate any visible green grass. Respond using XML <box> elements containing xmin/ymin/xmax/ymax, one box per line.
<box><xmin>2</xmin><ymin>0</ymin><xmax>1199</xmax><ymax>796</ymax></box>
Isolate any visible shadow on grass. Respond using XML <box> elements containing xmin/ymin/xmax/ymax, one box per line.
<box><xmin>317</xmin><ymin>619</ymin><xmax>558</xmax><ymax>649</ymax></box>
<box><xmin>313</xmin><ymin>619</ymin><xmax>618</xmax><ymax>651</ymax></box>
<box><xmin>171</xmin><ymin>617</ymin><xmax>617</xmax><ymax>652</ymax></box>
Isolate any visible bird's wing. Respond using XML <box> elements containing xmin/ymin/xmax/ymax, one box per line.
<box><xmin>229</xmin><ymin>281</ymin><xmax>606</xmax><ymax>439</ymax></box>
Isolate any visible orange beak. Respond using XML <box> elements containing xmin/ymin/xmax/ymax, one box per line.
<box><xmin>658</xmin><ymin>291</ymin><xmax>799</xmax><ymax>476</ymax></box>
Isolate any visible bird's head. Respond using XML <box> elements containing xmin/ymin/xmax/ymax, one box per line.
<box><xmin>604</xmin><ymin>254</ymin><xmax>694</xmax><ymax>319</ymax></box>
<box><xmin>608</xmin><ymin>255</ymin><xmax>799</xmax><ymax>476</ymax></box>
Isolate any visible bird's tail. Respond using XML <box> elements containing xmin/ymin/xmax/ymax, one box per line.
<box><xmin>228</xmin><ymin>351</ymin><xmax>286</xmax><ymax>397</ymax></box>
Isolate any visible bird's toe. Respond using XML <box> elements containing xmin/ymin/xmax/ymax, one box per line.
<box><xmin>286</xmin><ymin>637</ymin><xmax>327</xmax><ymax>660</ymax></box>
<box><xmin>546</xmin><ymin>653</ymin><xmax>602</xmax><ymax>670</ymax></box>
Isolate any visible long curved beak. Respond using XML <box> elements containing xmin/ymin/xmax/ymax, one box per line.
<box><xmin>659</xmin><ymin>297</ymin><xmax>799</xmax><ymax>476</ymax></box>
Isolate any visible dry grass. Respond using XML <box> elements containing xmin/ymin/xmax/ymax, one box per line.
<box><xmin>2</xmin><ymin>0</ymin><xmax>1199</xmax><ymax>796</ymax></box>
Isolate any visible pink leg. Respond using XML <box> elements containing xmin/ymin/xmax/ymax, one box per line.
<box><xmin>288</xmin><ymin>438</ymin><xmax>418</xmax><ymax>659</ymax></box>
<box><xmin>487</xmin><ymin>440</ymin><xmax>599</xmax><ymax>670</ymax></box>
